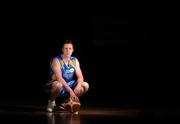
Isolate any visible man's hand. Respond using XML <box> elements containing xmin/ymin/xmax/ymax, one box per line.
<box><xmin>70</xmin><ymin>91</ymin><xmax>79</xmax><ymax>102</ymax></box>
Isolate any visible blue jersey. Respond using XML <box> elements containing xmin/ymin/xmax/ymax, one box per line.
<box><xmin>49</xmin><ymin>55</ymin><xmax>77</xmax><ymax>82</ymax></box>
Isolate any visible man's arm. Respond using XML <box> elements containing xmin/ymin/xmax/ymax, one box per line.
<box><xmin>75</xmin><ymin>58</ymin><xmax>84</xmax><ymax>84</ymax></box>
<box><xmin>74</xmin><ymin>58</ymin><xmax>85</xmax><ymax>96</ymax></box>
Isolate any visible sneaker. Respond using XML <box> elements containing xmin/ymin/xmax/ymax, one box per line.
<box><xmin>59</xmin><ymin>103</ymin><xmax>66</xmax><ymax>111</ymax></box>
<box><xmin>74</xmin><ymin>111</ymin><xmax>79</xmax><ymax>114</ymax></box>
<box><xmin>58</xmin><ymin>98</ymin><xmax>70</xmax><ymax>111</ymax></box>
<box><xmin>46</xmin><ymin>100</ymin><xmax>56</xmax><ymax>112</ymax></box>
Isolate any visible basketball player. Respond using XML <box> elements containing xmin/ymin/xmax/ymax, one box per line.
<box><xmin>46</xmin><ymin>39</ymin><xmax>89</xmax><ymax>112</ymax></box>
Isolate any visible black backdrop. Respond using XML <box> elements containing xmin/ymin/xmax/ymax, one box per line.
<box><xmin>0</xmin><ymin>12</ymin><xmax>179</xmax><ymax>108</ymax></box>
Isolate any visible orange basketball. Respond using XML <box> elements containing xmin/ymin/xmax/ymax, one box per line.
<box><xmin>64</xmin><ymin>99</ymin><xmax>81</xmax><ymax>113</ymax></box>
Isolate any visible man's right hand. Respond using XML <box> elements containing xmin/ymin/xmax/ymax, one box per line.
<box><xmin>70</xmin><ymin>91</ymin><xmax>79</xmax><ymax>102</ymax></box>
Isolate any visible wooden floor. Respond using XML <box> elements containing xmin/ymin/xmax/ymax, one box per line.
<box><xmin>0</xmin><ymin>104</ymin><xmax>179</xmax><ymax>124</ymax></box>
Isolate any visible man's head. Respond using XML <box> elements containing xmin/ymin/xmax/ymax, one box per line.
<box><xmin>62</xmin><ymin>39</ymin><xmax>74</xmax><ymax>57</ymax></box>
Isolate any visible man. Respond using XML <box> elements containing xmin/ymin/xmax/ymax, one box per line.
<box><xmin>46</xmin><ymin>39</ymin><xmax>89</xmax><ymax>112</ymax></box>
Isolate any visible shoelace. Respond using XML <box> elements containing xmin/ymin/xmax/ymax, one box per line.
<box><xmin>59</xmin><ymin>103</ymin><xmax>66</xmax><ymax>110</ymax></box>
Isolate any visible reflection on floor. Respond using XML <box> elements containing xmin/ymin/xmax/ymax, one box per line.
<box><xmin>0</xmin><ymin>104</ymin><xmax>179</xmax><ymax>124</ymax></box>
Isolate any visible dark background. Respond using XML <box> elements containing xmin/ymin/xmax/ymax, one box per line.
<box><xmin>0</xmin><ymin>8</ymin><xmax>179</xmax><ymax>109</ymax></box>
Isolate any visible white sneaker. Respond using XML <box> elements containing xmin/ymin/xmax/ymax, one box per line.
<box><xmin>46</xmin><ymin>100</ymin><xmax>56</xmax><ymax>112</ymax></box>
<box><xmin>74</xmin><ymin>111</ymin><xmax>79</xmax><ymax>114</ymax></box>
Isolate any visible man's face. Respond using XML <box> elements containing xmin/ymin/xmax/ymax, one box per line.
<box><xmin>62</xmin><ymin>43</ymin><xmax>74</xmax><ymax>57</ymax></box>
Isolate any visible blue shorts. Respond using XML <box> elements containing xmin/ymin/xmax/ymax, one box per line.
<box><xmin>44</xmin><ymin>80</ymin><xmax>77</xmax><ymax>99</ymax></box>
<box><xmin>59</xmin><ymin>80</ymin><xmax>77</xmax><ymax>98</ymax></box>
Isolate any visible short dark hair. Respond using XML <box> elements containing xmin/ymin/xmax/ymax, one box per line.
<box><xmin>62</xmin><ymin>39</ymin><xmax>74</xmax><ymax>48</ymax></box>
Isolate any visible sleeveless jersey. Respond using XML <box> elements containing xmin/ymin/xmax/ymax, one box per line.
<box><xmin>50</xmin><ymin>55</ymin><xmax>76</xmax><ymax>82</ymax></box>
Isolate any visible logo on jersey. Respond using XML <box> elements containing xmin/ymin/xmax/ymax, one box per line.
<box><xmin>65</xmin><ymin>68</ymin><xmax>75</xmax><ymax>73</ymax></box>
<box><xmin>63</xmin><ymin>68</ymin><xmax>75</xmax><ymax>79</ymax></box>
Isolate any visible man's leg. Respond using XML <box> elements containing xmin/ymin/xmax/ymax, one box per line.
<box><xmin>74</xmin><ymin>82</ymin><xmax>89</xmax><ymax>97</ymax></box>
<box><xmin>47</xmin><ymin>81</ymin><xmax>63</xmax><ymax>112</ymax></box>
<box><xmin>50</xmin><ymin>81</ymin><xmax>63</xmax><ymax>101</ymax></box>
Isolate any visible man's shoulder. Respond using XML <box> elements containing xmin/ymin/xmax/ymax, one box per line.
<box><xmin>50</xmin><ymin>56</ymin><xmax>62</xmax><ymax>63</ymax></box>
<box><xmin>70</xmin><ymin>56</ymin><xmax>77</xmax><ymax>60</ymax></box>
<box><xmin>54</xmin><ymin>55</ymin><xmax>62</xmax><ymax>61</ymax></box>
<box><xmin>70</xmin><ymin>56</ymin><xmax>79</xmax><ymax>66</ymax></box>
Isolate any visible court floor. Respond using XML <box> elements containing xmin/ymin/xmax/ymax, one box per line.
<box><xmin>0</xmin><ymin>103</ymin><xmax>179</xmax><ymax>124</ymax></box>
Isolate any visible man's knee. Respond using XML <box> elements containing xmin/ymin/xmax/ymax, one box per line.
<box><xmin>52</xmin><ymin>81</ymin><xmax>63</xmax><ymax>90</ymax></box>
<box><xmin>82</xmin><ymin>82</ymin><xmax>89</xmax><ymax>92</ymax></box>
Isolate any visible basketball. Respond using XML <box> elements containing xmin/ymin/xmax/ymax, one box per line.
<box><xmin>64</xmin><ymin>99</ymin><xmax>81</xmax><ymax>113</ymax></box>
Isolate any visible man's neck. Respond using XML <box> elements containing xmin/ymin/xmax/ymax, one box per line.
<box><xmin>62</xmin><ymin>54</ymin><xmax>70</xmax><ymax>61</ymax></box>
